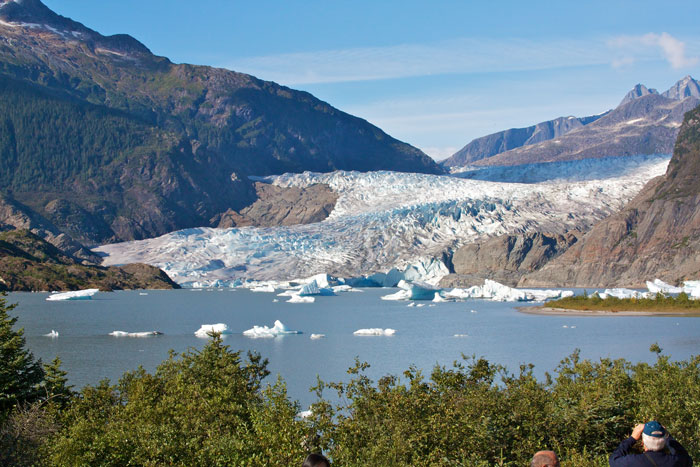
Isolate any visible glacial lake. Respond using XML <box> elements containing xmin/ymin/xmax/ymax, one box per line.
<box><xmin>9</xmin><ymin>288</ymin><xmax>700</xmax><ymax>409</ymax></box>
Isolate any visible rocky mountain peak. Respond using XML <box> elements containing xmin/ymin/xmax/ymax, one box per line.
<box><xmin>619</xmin><ymin>83</ymin><xmax>659</xmax><ymax>106</ymax></box>
<box><xmin>0</xmin><ymin>0</ymin><xmax>152</xmax><ymax>56</ymax></box>
<box><xmin>662</xmin><ymin>75</ymin><xmax>700</xmax><ymax>101</ymax></box>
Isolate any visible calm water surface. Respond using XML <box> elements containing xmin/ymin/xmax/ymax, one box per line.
<box><xmin>9</xmin><ymin>288</ymin><xmax>700</xmax><ymax>408</ymax></box>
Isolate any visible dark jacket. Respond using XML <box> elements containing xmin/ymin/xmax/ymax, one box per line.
<box><xmin>609</xmin><ymin>436</ymin><xmax>693</xmax><ymax>467</ymax></box>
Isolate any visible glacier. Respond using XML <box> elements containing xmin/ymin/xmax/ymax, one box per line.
<box><xmin>95</xmin><ymin>156</ymin><xmax>670</xmax><ymax>286</ymax></box>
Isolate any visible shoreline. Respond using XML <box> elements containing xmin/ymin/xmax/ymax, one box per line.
<box><xmin>519</xmin><ymin>306</ymin><xmax>700</xmax><ymax>317</ymax></box>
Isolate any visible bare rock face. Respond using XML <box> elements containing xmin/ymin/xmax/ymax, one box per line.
<box><xmin>520</xmin><ymin>105</ymin><xmax>700</xmax><ymax>288</ymax></box>
<box><xmin>215</xmin><ymin>182</ymin><xmax>338</xmax><ymax>228</ymax></box>
<box><xmin>439</xmin><ymin>231</ymin><xmax>580</xmax><ymax>288</ymax></box>
<box><xmin>0</xmin><ymin>195</ymin><xmax>100</xmax><ymax>263</ymax></box>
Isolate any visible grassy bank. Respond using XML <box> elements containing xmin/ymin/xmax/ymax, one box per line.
<box><xmin>545</xmin><ymin>292</ymin><xmax>700</xmax><ymax>313</ymax></box>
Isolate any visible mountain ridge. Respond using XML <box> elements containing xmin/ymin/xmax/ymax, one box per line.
<box><xmin>443</xmin><ymin>76</ymin><xmax>700</xmax><ymax>168</ymax></box>
<box><xmin>0</xmin><ymin>0</ymin><xmax>440</xmax><ymax>246</ymax></box>
<box><xmin>519</xmin><ymin>104</ymin><xmax>700</xmax><ymax>287</ymax></box>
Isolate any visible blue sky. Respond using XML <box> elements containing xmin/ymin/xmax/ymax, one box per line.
<box><xmin>44</xmin><ymin>0</ymin><xmax>700</xmax><ymax>160</ymax></box>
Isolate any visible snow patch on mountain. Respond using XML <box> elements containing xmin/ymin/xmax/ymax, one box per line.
<box><xmin>95</xmin><ymin>156</ymin><xmax>670</xmax><ymax>285</ymax></box>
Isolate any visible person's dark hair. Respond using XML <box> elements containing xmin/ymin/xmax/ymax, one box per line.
<box><xmin>303</xmin><ymin>453</ymin><xmax>330</xmax><ymax>467</ymax></box>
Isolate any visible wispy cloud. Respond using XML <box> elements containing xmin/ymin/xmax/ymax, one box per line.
<box><xmin>224</xmin><ymin>38</ymin><xmax>610</xmax><ymax>85</ymax></box>
<box><xmin>609</xmin><ymin>32</ymin><xmax>699</xmax><ymax>69</ymax></box>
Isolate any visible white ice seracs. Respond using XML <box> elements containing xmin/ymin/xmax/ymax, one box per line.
<box><xmin>46</xmin><ymin>289</ymin><xmax>99</xmax><ymax>301</ymax></box>
<box><xmin>95</xmin><ymin>156</ymin><xmax>669</xmax><ymax>285</ymax></box>
<box><xmin>194</xmin><ymin>323</ymin><xmax>231</xmax><ymax>338</ymax></box>
<box><xmin>242</xmin><ymin>320</ymin><xmax>302</xmax><ymax>338</ymax></box>
<box><xmin>353</xmin><ymin>328</ymin><xmax>396</xmax><ymax>336</ymax></box>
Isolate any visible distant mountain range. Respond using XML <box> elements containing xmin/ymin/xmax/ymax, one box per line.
<box><xmin>442</xmin><ymin>76</ymin><xmax>700</xmax><ymax>168</ymax></box>
<box><xmin>0</xmin><ymin>0</ymin><xmax>440</xmax><ymax>248</ymax></box>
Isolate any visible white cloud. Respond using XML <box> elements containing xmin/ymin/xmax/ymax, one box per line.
<box><xmin>609</xmin><ymin>32</ymin><xmax>699</xmax><ymax>69</ymax></box>
<box><xmin>224</xmin><ymin>38</ymin><xmax>610</xmax><ymax>86</ymax></box>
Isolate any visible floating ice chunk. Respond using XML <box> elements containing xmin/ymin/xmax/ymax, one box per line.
<box><xmin>287</xmin><ymin>295</ymin><xmax>315</xmax><ymax>303</ymax></box>
<box><xmin>310</xmin><ymin>334</ymin><xmax>326</xmax><ymax>339</ymax></box>
<box><xmin>46</xmin><ymin>289</ymin><xmax>99</xmax><ymax>301</ymax></box>
<box><xmin>453</xmin><ymin>334</ymin><xmax>469</xmax><ymax>338</ymax></box>
<box><xmin>251</xmin><ymin>284</ymin><xmax>276</xmax><ymax>293</ymax></box>
<box><xmin>299</xmin><ymin>280</ymin><xmax>329</xmax><ymax>296</ymax></box>
<box><xmin>646</xmin><ymin>279</ymin><xmax>683</xmax><ymax>294</ymax></box>
<box><xmin>332</xmin><ymin>285</ymin><xmax>360</xmax><ymax>293</ymax></box>
<box><xmin>296</xmin><ymin>273</ymin><xmax>340</xmax><ymax>289</ymax></box>
<box><xmin>470</xmin><ymin>309</ymin><xmax>477</xmax><ymax>313</ymax></box>
<box><xmin>432</xmin><ymin>293</ymin><xmax>447</xmax><ymax>302</ymax></box>
<box><xmin>44</xmin><ymin>330</ymin><xmax>59</xmax><ymax>338</ymax></box>
<box><xmin>444</xmin><ymin>280</ymin><xmax>571</xmax><ymax>302</ymax></box>
<box><xmin>139</xmin><ymin>292</ymin><xmax>148</xmax><ymax>296</ymax></box>
<box><xmin>272</xmin><ymin>299</ymin><xmax>279</xmax><ymax>303</ymax></box>
<box><xmin>407</xmin><ymin>302</ymin><xmax>416</xmax><ymax>307</ymax></box>
<box><xmin>194</xmin><ymin>323</ymin><xmax>231</xmax><ymax>338</ymax></box>
<box><xmin>682</xmin><ymin>280</ymin><xmax>700</xmax><ymax>298</ymax></box>
<box><xmin>381</xmin><ymin>280</ymin><xmax>439</xmax><ymax>301</ymax></box>
<box><xmin>110</xmin><ymin>331</ymin><xmax>163</xmax><ymax>337</ymax></box>
<box><xmin>243</xmin><ymin>320</ymin><xmax>302</xmax><ymax>338</ymax></box>
<box><xmin>353</xmin><ymin>328</ymin><xmax>396</xmax><ymax>336</ymax></box>
<box><xmin>597</xmin><ymin>288</ymin><xmax>651</xmax><ymax>300</ymax></box>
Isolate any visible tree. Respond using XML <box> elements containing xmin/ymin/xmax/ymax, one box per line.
<box><xmin>47</xmin><ymin>335</ymin><xmax>307</xmax><ymax>466</ymax></box>
<box><xmin>0</xmin><ymin>292</ymin><xmax>44</xmax><ymax>420</ymax></box>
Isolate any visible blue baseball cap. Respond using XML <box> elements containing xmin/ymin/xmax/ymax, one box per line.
<box><xmin>643</xmin><ymin>421</ymin><xmax>667</xmax><ymax>438</ymax></box>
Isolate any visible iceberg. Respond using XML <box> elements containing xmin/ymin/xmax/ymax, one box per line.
<box><xmin>381</xmin><ymin>280</ymin><xmax>439</xmax><ymax>301</ymax></box>
<box><xmin>287</xmin><ymin>295</ymin><xmax>315</xmax><ymax>303</ymax></box>
<box><xmin>443</xmin><ymin>280</ymin><xmax>572</xmax><ymax>302</ymax></box>
<box><xmin>243</xmin><ymin>320</ymin><xmax>302</xmax><ymax>338</ymax></box>
<box><xmin>46</xmin><ymin>289</ymin><xmax>99</xmax><ymax>301</ymax></box>
<box><xmin>194</xmin><ymin>323</ymin><xmax>231</xmax><ymax>338</ymax></box>
<box><xmin>596</xmin><ymin>288</ymin><xmax>651</xmax><ymax>300</ymax></box>
<box><xmin>646</xmin><ymin>279</ymin><xmax>683</xmax><ymax>294</ymax></box>
<box><xmin>353</xmin><ymin>328</ymin><xmax>396</xmax><ymax>336</ymax></box>
<box><xmin>251</xmin><ymin>284</ymin><xmax>276</xmax><ymax>293</ymax></box>
<box><xmin>310</xmin><ymin>333</ymin><xmax>326</xmax><ymax>339</ymax></box>
<box><xmin>109</xmin><ymin>331</ymin><xmax>163</xmax><ymax>337</ymax></box>
<box><xmin>682</xmin><ymin>280</ymin><xmax>700</xmax><ymax>298</ymax></box>
<box><xmin>44</xmin><ymin>330</ymin><xmax>59</xmax><ymax>338</ymax></box>
<box><xmin>299</xmin><ymin>280</ymin><xmax>335</xmax><ymax>296</ymax></box>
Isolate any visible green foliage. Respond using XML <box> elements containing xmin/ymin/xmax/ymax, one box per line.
<box><xmin>306</xmin><ymin>350</ymin><xmax>700</xmax><ymax>466</ymax></box>
<box><xmin>0</xmin><ymin>292</ymin><xmax>44</xmax><ymax>420</ymax></box>
<box><xmin>547</xmin><ymin>292</ymin><xmax>700</xmax><ymax>312</ymax></box>
<box><xmin>46</xmin><ymin>336</ymin><xmax>307</xmax><ymax>466</ymax></box>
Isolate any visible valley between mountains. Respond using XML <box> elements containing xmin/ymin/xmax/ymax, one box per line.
<box><xmin>1</xmin><ymin>0</ymin><xmax>700</xmax><ymax>290</ymax></box>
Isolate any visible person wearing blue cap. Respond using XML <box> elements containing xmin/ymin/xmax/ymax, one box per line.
<box><xmin>609</xmin><ymin>420</ymin><xmax>693</xmax><ymax>466</ymax></box>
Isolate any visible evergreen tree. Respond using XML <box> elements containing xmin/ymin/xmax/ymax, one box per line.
<box><xmin>42</xmin><ymin>357</ymin><xmax>73</xmax><ymax>409</ymax></box>
<box><xmin>0</xmin><ymin>292</ymin><xmax>44</xmax><ymax>420</ymax></box>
